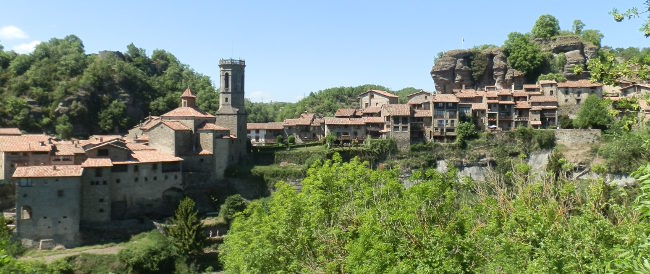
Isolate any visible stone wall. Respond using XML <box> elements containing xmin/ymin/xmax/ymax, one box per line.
<box><xmin>81</xmin><ymin>168</ymin><xmax>111</xmax><ymax>223</ymax></box>
<box><xmin>148</xmin><ymin>124</ymin><xmax>176</xmax><ymax>156</ymax></box>
<box><xmin>554</xmin><ymin>129</ymin><xmax>601</xmax><ymax>147</ymax></box>
<box><xmin>15</xmin><ymin>177</ymin><xmax>81</xmax><ymax>247</ymax></box>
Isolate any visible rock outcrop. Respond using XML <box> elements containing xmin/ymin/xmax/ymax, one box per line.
<box><xmin>431</xmin><ymin>36</ymin><xmax>595</xmax><ymax>92</ymax></box>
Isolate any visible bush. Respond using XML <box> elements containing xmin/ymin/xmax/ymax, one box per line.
<box><xmin>538</xmin><ymin>72</ymin><xmax>566</xmax><ymax>83</ymax></box>
<box><xmin>558</xmin><ymin>115</ymin><xmax>574</xmax><ymax>129</ymax></box>
<box><xmin>219</xmin><ymin>194</ymin><xmax>249</xmax><ymax>224</ymax></box>
<box><xmin>456</xmin><ymin>121</ymin><xmax>477</xmax><ymax>147</ymax></box>
<box><xmin>287</xmin><ymin>135</ymin><xmax>296</xmax><ymax>145</ymax></box>
<box><xmin>118</xmin><ymin>231</ymin><xmax>176</xmax><ymax>274</ymax></box>
<box><xmin>575</xmin><ymin>95</ymin><xmax>613</xmax><ymax>130</ymax></box>
<box><xmin>532</xmin><ymin>14</ymin><xmax>560</xmax><ymax>39</ymax></box>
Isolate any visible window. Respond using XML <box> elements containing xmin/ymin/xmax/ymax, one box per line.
<box><xmin>116</xmin><ymin>179</ymin><xmax>120</xmax><ymax>184</ymax></box>
<box><xmin>393</xmin><ymin>117</ymin><xmax>400</xmax><ymax>124</ymax></box>
<box><xmin>402</xmin><ymin>126</ymin><xmax>408</xmax><ymax>132</ymax></box>
<box><xmin>224</xmin><ymin>73</ymin><xmax>230</xmax><ymax>89</ymax></box>
<box><xmin>134</xmin><ymin>165</ymin><xmax>139</xmax><ymax>172</ymax></box>
<box><xmin>576</xmin><ymin>99</ymin><xmax>581</xmax><ymax>104</ymax></box>
<box><xmin>225</xmin><ymin>97</ymin><xmax>229</xmax><ymax>103</ymax></box>
<box><xmin>99</xmin><ymin>209</ymin><xmax>104</xmax><ymax>213</ymax></box>
<box><xmin>393</xmin><ymin>126</ymin><xmax>399</xmax><ymax>131</ymax></box>
<box><xmin>255</xmin><ymin>129</ymin><xmax>259</xmax><ymax>133</ymax></box>
<box><xmin>135</xmin><ymin>177</ymin><xmax>139</xmax><ymax>182</ymax></box>
<box><xmin>144</xmin><ymin>177</ymin><xmax>148</xmax><ymax>182</ymax></box>
<box><xmin>21</xmin><ymin>206</ymin><xmax>32</xmax><ymax>219</ymax></box>
<box><xmin>550</xmin><ymin>90</ymin><xmax>554</xmax><ymax>96</ymax></box>
<box><xmin>365</xmin><ymin>103</ymin><xmax>369</xmax><ymax>108</ymax></box>
<box><xmin>153</xmin><ymin>176</ymin><xmax>157</xmax><ymax>181</ymax></box>
<box><xmin>57</xmin><ymin>190</ymin><xmax>64</xmax><ymax>197</ymax></box>
<box><xmin>111</xmin><ymin>165</ymin><xmax>127</xmax><ymax>172</ymax></box>
<box><xmin>401</xmin><ymin>117</ymin><xmax>408</xmax><ymax>124</ymax></box>
<box><xmin>564</xmin><ymin>90</ymin><xmax>568</xmax><ymax>95</ymax></box>
<box><xmin>97</xmin><ymin>149</ymin><xmax>109</xmax><ymax>156</ymax></box>
<box><xmin>370</xmin><ymin>94</ymin><xmax>374</xmax><ymax>99</ymax></box>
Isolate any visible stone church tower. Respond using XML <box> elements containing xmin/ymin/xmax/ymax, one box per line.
<box><xmin>215</xmin><ymin>59</ymin><xmax>248</xmax><ymax>162</ymax></box>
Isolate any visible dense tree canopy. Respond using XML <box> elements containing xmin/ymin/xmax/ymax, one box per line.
<box><xmin>574</xmin><ymin>95</ymin><xmax>613</xmax><ymax>130</ymax></box>
<box><xmin>532</xmin><ymin>14</ymin><xmax>561</xmax><ymax>39</ymax></box>
<box><xmin>503</xmin><ymin>32</ymin><xmax>546</xmax><ymax>78</ymax></box>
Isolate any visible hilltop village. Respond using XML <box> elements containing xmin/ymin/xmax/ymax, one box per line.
<box><xmin>1</xmin><ymin>56</ymin><xmax>650</xmax><ymax>249</ymax></box>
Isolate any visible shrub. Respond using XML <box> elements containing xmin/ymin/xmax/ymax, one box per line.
<box><xmin>219</xmin><ymin>194</ymin><xmax>249</xmax><ymax>224</ymax></box>
<box><xmin>287</xmin><ymin>135</ymin><xmax>296</xmax><ymax>145</ymax></box>
<box><xmin>118</xmin><ymin>231</ymin><xmax>176</xmax><ymax>274</ymax></box>
<box><xmin>558</xmin><ymin>115</ymin><xmax>574</xmax><ymax>129</ymax></box>
<box><xmin>575</xmin><ymin>95</ymin><xmax>613</xmax><ymax>130</ymax></box>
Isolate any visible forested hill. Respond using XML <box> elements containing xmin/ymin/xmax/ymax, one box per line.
<box><xmin>246</xmin><ymin>85</ymin><xmax>418</xmax><ymax>123</ymax></box>
<box><xmin>0</xmin><ymin>35</ymin><xmax>219</xmax><ymax>138</ymax></box>
<box><xmin>0</xmin><ymin>35</ymin><xmax>418</xmax><ymax>136</ymax></box>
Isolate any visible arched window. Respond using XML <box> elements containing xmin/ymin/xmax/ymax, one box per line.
<box><xmin>224</xmin><ymin>73</ymin><xmax>230</xmax><ymax>89</ymax></box>
<box><xmin>21</xmin><ymin>206</ymin><xmax>32</xmax><ymax>220</ymax></box>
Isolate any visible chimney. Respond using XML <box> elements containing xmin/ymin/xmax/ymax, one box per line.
<box><xmin>462</xmin><ymin>84</ymin><xmax>466</xmax><ymax>90</ymax></box>
<box><xmin>39</xmin><ymin>141</ymin><xmax>45</xmax><ymax>146</ymax></box>
<box><xmin>52</xmin><ymin>165</ymin><xmax>57</xmax><ymax>170</ymax></box>
<box><xmin>99</xmin><ymin>137</ymin><xmax>103</xmax><ymax>142</ymax></box>
<box><xmin>511</xmin><ymin>83</ymin><xmax>515</xmax><ymax>91</ymax></box>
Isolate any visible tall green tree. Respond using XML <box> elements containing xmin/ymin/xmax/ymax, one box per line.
<box><xmin>168</xmin><ymin>197</ymin><xmax>204</xmax><ymax>257</ymax></box>
<box><xmin>574</xmin><ymin>95</ymin><xmax>613</xmax><ymax>130</ymax></box>
<box><xmin>503</xmin><ymin>32</ymin><xmax>545</xmax><ymax>78</ymax></box>
<box><xmin>98</xmin><ymin>101</ymin><xmax>128</xmax><ymax>133</ymax></box>
<box><xmin>572</xmin><ymin>19</ymin><xmax>585</xmax><ymax>34</ymax></box>
<box><xmin>531</xmin><ymin>14</ymin><xmax>560</xmax><ymax>39</ymax></box>
<box><xmin>55</xmin><ymin>114</ymin><xmax>74</xmax><ymax>139</ymax></box>
<box><xmin>581</xmin><ymin>29</ymin><xmax>604</xmax><ymax>47</ymax></box>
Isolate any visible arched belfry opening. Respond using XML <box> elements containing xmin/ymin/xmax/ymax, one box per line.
<box><xmin>224</xmin><ymin>73</ymin><xmax>230</xmax><ymax>90</ymax></box>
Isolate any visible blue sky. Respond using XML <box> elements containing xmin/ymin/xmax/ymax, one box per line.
<box><xmin>0</xmin><ymin>1</ymin><xmax>648</xmax><ymax>102</ymax></box>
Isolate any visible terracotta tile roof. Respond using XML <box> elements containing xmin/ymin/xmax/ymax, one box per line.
<box><xmin>140</xmin><ymin>117</ymin><xmax>162</xmax><ymax>130</ymax></box>
<box><xmin>131</xmin><ymin>150</ymin><xmax>183</xmax><ymax>163</ymax></box>
<box><xmin>324</xmin><ymin>117</ymin><xmax>366</xmax><ymax>126</ymax></box>
<box><xmin>161</xmin><ymin>107</ymin><xmax>215</xmax><ymax>118</ymax></box>
<box><xmin>539</xmin><ymin>80</ymin><xmax>557</xmax><ymax>85</ymax></box>
<box><xmin>311</xmin><ymin>118</ymin><xmax>324</xmax><ymax>126</ymax></box>
<box><xmin>247</xmin><ymin>122</ymin><xmax>285</xmax><ymax>130</ymax></box>
<box><xmin>497</xmin><ymin>90</ymin><xmax>513</xmax><ymax>96</ymax></box>
<box><xmin>513</xmin><ymin>91</ymin><xmax>529</xmax><ymax>97</ymax></box>
<box><xmin>408</xmin><ymin>96</ymin><xmax>430</xmax><ymax>105</ymax></box>
<box><xmin>499</xmin><ymin>101</ymin><xmax>516</xmax><ymax>105</ymax></box>
<box><xmin>181</xmin><ymin>87</ymin><xmax>196</xmax><ymax>98</ymax></box>
<box><xmin>198</xmin><ymin>122</ymin><xmax>229</xmax><ymax>131</ymax></box>
<box><xmin>135</xmin><ymin>134</ymin><xmax>149</xmax><ymax>141</ymax></box>
<box><xmin>359</xmin><ymin>89</ymin><xmax>399</xmax><ymax>98</ymax></box>
<box><xmin>361</xmin><ymin>106</ymin><xmax>382</xmax><ymax>114</ymax></box>
<box><xmin>515</xmin><ymin>101</ymin><xmax>531</xmax><ymax>109</ymax></box>
<box><xmin>284</xmin><ymin>113</ymin><xmax>317</xmax><ymax>126</ymax></box>
<box><xmin>523</xmin><ymin>84</ymin><xmax>539</xmax><ymax>89</ymax></box>
<box><xmin>13</xmin><ymin>165</ymin><xmax>83</xmax><ymax>178</ymax></box>
<box><xmin>471</xmin><ymin>103</ymin><xmax>487</xmax><ymax>110</ymax></box>
<box><xmin>529</xmin><ymin>96</ymin><xmax>558</xmax><ymax>103</ymax></box>
<box><xmin>0</xmin><ymin>135</ymin><xmax>52</xmax><ymax>152</ymax></box>
<box><xmin>0</xmin><ymin>128</ymin><xmax>21</xmax><ymax>135</ymax></box>
<box><xmin>530</xmin><ymin>121</ymin><xmax>542</xmax><ymax>125</ymax></box>
<box><xmin>414</xmin><ymin>109</ymin><xmax>432</xmax><ymax>117</ymax></box>
<box><xmin>433</xmin><ymin>94</ymin><xmax>460</xmax><ymax>103</ymax></box>
<box><xmin>161</xmin><ymin>121</ymin><xmax>191</xmax><ymax>131</ymax></box>
<box><xmin>486</xmin><ymin>91</ymin><xmax>498</xmax><ymax>98</ymax></box>
<box><xmin>53</xmin><ymin>143</ymin><xmax>84</xmax><ymax>156</ymax></box>
<box><xmin>406</xmin><ymin>90</ymin><xmax>430</xmax><ymax>98</ymax></box>
<box><xmin>382</xmin><ymin>104</ymin><xmax>412</xmax><ymax>116</ymax></box>
<box><xmin>334</xmin><ymin>108</ymin><xmax>360</xmax><ymax>117</ymax></box>
<box><xmin>82</xmin><ymin>158</ymin><xmax>113</xmax><ymax>168</ymax></box>
<box><xmin>363</xmin><ymin>117</ymin><xmax>385</xmax><ymax>123</ymax></box>
<box><xmin>557</xmin><ymin>80</ymin><xmax>603</xmax><ymax>88</ymax></box>
<box><xmin>456</xmin><ymin>91</ymin><xmax>483</xmax><ymax>98</ymax></box>
<box><xmin>125</xmin><ymin>143</ymin><xmax>156</xmax><ymax>151</ymax></box>
<box><xmin>487</xmin><ymin>100</ymin><xmax>499</xmax><ymax>104</ymax></box>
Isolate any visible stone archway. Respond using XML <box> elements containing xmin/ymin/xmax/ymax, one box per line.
<box><xmin>162</xmin><ymin>187</ymin><xmax>183</xmax><ymax>214</ymax></box>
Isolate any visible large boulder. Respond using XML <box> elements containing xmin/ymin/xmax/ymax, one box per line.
<box><xmin>564</xmin><ymin>50</ymin><xmax>586</xmax><ymax>80</ymax></box>
<box><xmin>492</xmin><ymin>52</ymin><xmax>508</xmax><ymax>89</ymax></box>
<box><xmin>454</xmin><ymin>58</ymin><xmax>473</xmax><ymax>88</ymax></box>
<box><xmin>550</xmin><ymin>36</ymin><xmax>583</xmax><ymax>53</ymax></box>
<box><xmin>583</xmin><ymin>44</ymin><xmax>598</xmax><ymax>62</ymax></box>
<box><xmin>431</xmin><ymin>56</ymin><xmax>458</xmax><ymax>93</ymax></box>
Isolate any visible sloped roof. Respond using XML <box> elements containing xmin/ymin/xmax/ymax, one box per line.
<box><xmin>13</xmin><ymin>165</ymin><xmax>83</xmax><ymax>178</ymax></box>
<box><xmin>539</xmin><ymin>80</ymin><xmax>557</xmax><ymax>85</ymax></box>
<box><xmin>181</xmin><ymin>87</ymin><xmax>196</xmax><ymax>98</ymax></box>
<box><xmin>513</xmin><ymin>91</ymin><xmax>529</xmax><ymax>97</ymax></box>
<box><xmin>557</xmin><ymin>80</ymin><xmax>603</xmax><ymax>88</ymax></box>
<box><xmin>523</xmin><ymin>84</ymin><xmax>539</xmax><ymax>89</ymax></box>
<box><xmin>0</xmin><ymin>128</ymin><xmax>21</xmax><ymax>135</ymax></box>
<box><xmin>247</xmin><ymin>122</ymin><xmax>285</xmax><ymax>130</ymax></box>
<box><xmin>359</xmin><ymin>89</ymin><xmax>399</xmax><ymax>99</ymax></box>
<box><xmin>471</xmin><ymin>103</ymin><xmax>488</xmax><ymax>110</ymax></box>
<box><xmin>406</xmin><ymin>90</ymin><xmax>430</xmax><ymax>98</ymax></box>
<box><xmin>528</xmin><ymin>96</ymin><xmax>558</xmax><ymax>103</ymax></box>
<box><xmin>382</xmin><ymin>104</ymin><xmax>411</xmax><ymax>116</ymax></box>
<box><xmin>161</xmin><ymin>107</ymin><xmax>215</xmax><ymax>119</ymax></box>
<box><xmin>131</xmin><ymin>150</ymin><xmax>183</xmax><ymax>163</ymax></box>
<box><xmin>433</xmin><ymin>94</ymin><xmax>459</xmax><ymax>103</ymax></box>
<box><xmin>198</xmin><ymin>122</ymin><xmax>229</xmax><ymax>131</ymax></box>
<box><xmin>334</xmin><ymin>108</ymin><xmax>361</xmax><ymax>117</ymax></box>
<box><xmin>0</xmin><ymin>134</ymin><xmax>52</xmax><ymax>152</ymax></box>
<box><xmin>515</xmin><ymin>101</ymin><xmax>531</xmax><ymax>109</ymax></box>
<box><xmin>53</xmin><ymin>143</ymin><xmax>85</xmax><ymax>156</ymax></box>
<box><xmin>161</xmin><ymin>121</ymin><xmax>191</xmax><ymax>131</ymax></box>
<box><xmin>82</xmin><ymin>158</ymin><xmax>113</xmax><ymax>168</ymax></box>
<box><xmin>125</xmin><ymin>142</ymin><xmax>156</xmax><ymax>151</ymax></box>
<box><xmin>324</xmin><ymin>117</ymin><xmax>366</xmax><ymax>126</ymax></box>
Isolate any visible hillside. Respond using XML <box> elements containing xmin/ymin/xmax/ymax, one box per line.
<box><xmin>0</xmin><ymin>35</ymin><xmax>219</xmax><ymax>137</ymax></box>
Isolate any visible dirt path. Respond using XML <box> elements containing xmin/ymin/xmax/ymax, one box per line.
<box><xmin>21</xmin><ymin>245</ymin><xmax>124</xmax><ymax>263</ymax></box>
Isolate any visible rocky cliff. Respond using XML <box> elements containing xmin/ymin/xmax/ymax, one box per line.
<box><xmin>431</xmin><ymin>36</ymin><xmax>599</xmax><ymax>92</ymax></box>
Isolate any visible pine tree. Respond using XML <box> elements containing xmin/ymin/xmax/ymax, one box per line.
<box><xmin>168</xmin><ymin>197</ymin><xmax>204</xmax><ymax>257</ymax></box>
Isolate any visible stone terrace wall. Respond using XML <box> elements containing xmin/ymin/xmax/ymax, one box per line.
<box><xmin>554</xmin><ymin>129</ymin><xmax>601</xmax><ymax>147</ymax></box>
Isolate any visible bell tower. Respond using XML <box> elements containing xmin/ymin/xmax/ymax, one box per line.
<box><xmin>216</xmin><ymin>59</ymin><xmax>248</xmax><ymax>162</ymax></box>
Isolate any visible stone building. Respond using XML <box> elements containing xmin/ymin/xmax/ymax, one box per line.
<box><xmin>556</xmin><ymin>80</ymin><xmax>603</xmax><ymax>106</ymax></box>
<box><xmin>215</xmin><ymin>59</ymin><xmax>248</xmax><ymax>163</ymax></box>
<box><xmin>359</xmin><ymin>89</ymin><xmax>398</xmax><ymax>108</ymax></box>
<box><xmin>247</xmin><ymin>122</ymin><xmax>285</xmax><ymax>145</ymax></box>
<box><xmin>283</xmin><ymin>113</ymin><xmax>324</xmax><ymax>143</ymax></box>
